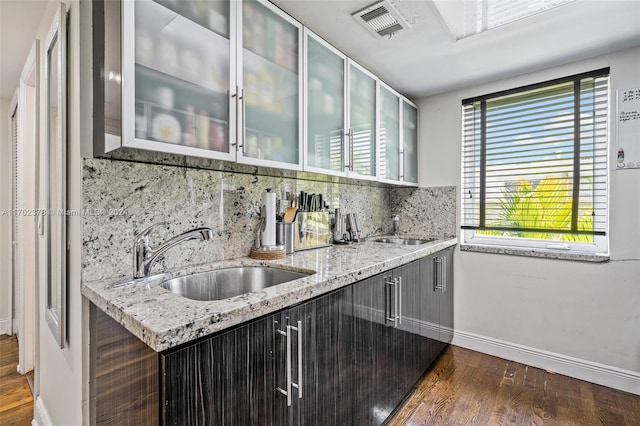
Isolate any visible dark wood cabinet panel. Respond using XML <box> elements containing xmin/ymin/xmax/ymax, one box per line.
<box><xmin>162</xmin><ymin>315</ymin><xmax>276</xmax><ymax>425</ymax></box>
<box><xmin>90</xmin><ymin>304</ymin><xmax>159</xmax><ymax>426</ymax></box>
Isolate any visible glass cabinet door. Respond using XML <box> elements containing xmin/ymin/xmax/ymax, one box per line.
<box><xmin>125</xmin><ymin>0</ymin><xmax>233</xmax><ymax>158</ymax></box>
<box><xmin>348</xmin><ymin>62</ymin><xmax>376</xmax><ymax>179</ymax></box>
<box><xmin>240</xmin><ymin>0</ymin><xmax>302</xmax><ymax>167</ymax></box>
<box><xmin>305</xmin><ymin>32</ymin><xmax>346</xmax><ymax>175</ymax></box>
<box><xmin>379</xmin><ymin>85</ymin><xmax>400</xmax><ymax>181</ymax></box>
<box><xmin>402</xmin><ymin>101</ymin><xmax>418</xmax><ymax>184</ymax></box>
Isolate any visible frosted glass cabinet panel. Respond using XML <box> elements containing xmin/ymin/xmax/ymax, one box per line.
<box><xmin>379</xmin><ymin>85</ymin><xmax>400</xmax><ymax>181</ymax></box>
<box><xmin>241</xmin><ymin>0</ymin><xmax>302</xmax><ymax>166</ymax></box>
<box><xmin>348</xmin><ymin>63</ymin><xmax>376</xmax><ymax>178</ymax></box>
<box><xmin>128</xmin><ymin>0</ymin><xmax>232</xmax><ymax>158</ymax></box>
<box><xmin>402</xmin><ymin>101</ymin><xmax>418</xmax><ymax>184</ymax></box>
<box><xmin>305</xmin><ymin>32</ymin><xmax>346</xmax><ymax>174</ymax></box>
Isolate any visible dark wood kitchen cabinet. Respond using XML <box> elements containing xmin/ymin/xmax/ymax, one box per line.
<box><xmin>91</xmin><ymin>247</ymin><xmax>454</xmax><ymax>425</ymax></box>
<box><xmin>351</xmin><ymin>259</ymin><xmax>433</xmax><ymax>425</ymax></box>
<box><xmin>161</xmin><ymin>286</ymin><xmax>353</xmax><ymax>425</ymax></box>
<box><xmin>421</xmin><ymin>246</ymin><xmax>455</xmax><ymax>358</ymax></box>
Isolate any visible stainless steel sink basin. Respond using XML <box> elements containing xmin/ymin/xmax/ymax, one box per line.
<box><xmin>160</xmin><ymin>267</ymin><xmax>311</xmax><ymax>301</ymax></box>
<box><xmin>373</xmin><ymin>238</ymin><xmax>436</xmax><ymax>245</ymax></box>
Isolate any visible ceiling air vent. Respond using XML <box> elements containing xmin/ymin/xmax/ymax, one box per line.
<box><xmin>353</xmin><ymin>0</ymin><xmax>412</xmax><ymax>39</ymax></box>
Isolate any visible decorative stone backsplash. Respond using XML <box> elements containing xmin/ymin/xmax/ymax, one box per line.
<box><xmin>82</xmin><ymin>158</ymin><xmax>456</xmax><ymax>282</ymax></box>
<box><xmin>389</xmin><ymin>186</ymin><xmax>457</xmax><ymax>240</ymax></box>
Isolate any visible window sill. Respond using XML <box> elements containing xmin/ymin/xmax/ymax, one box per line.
<box><xmin>460</xmin><ymin>243</ymin><xmax>609</xmax><ymax>263</ymax></box>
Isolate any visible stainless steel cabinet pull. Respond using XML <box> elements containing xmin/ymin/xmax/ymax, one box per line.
<box><xmin>344</xmin><ymin>130</ymin><xmax>351</xmax><ymax>170</ymax></box>
<box><xmin>434</xmin><ymin>257</ymin><xmax>443</xmax><ymax>291</ymax></box>
<box><xmin>240</xmin><ymin>88</ymin><xmax>246</xmax><ymax>154</ymax></box>
<box><xmin>399</xmin><ymin>151</ymin><xmax>405</xmax><ymax>180</ymax></box>
<box><xmin>442</xmin><ymin>256</ymin><xmax>447</xmax><ymax>293</ymax></box>
<box><xmin>276</xmin><ymin>324</ymin><xmax>293</xmax><ymax>406</ymax></box>
<box><xmin>349</xmin><ymin>128</ymin><xmax>354</xmax><ymax>172</ymax></box>
<box><xmin>290</xmin><ymin>321</ymin><xmax>302</xmax><ymax>399</ymax></box>
<box><xmin>235</xmin><ymin>85</ymin><xmax>241</xmax><ymax>152</ymax></box>
<box><xmin>397</xmin><ymin>277</ymin><xmax>402</xmax><ymax>325</ymax></box>
<box><xmin>385</xmin><ymin>277</ymin><xmax>396</xmax><ymax>325</ymax></box>
<box><xmin>276</xmin><ymin>320</ymin><xmax>303</xmax><ymax>406</ymax></box>
<box><xmin>230</xmin><ymin>89</ymin><xmax>237</xmax><ymax>147</ymax></box>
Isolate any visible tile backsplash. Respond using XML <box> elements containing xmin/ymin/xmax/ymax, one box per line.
<box><xmin>82</xmin><ymin>158</ymin><xmax>456</xmax><ymax>282</ymax></box>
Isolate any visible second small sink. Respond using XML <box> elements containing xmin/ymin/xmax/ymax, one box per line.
<box><xmin>373</xmin><ymin>238</ymin><xmax>436</xmax><ymax>245</ymax></box>
<box><xmin>160</xmin><ymin>267</ymin><xmax>312</xmax><ymax>301</ymax></box>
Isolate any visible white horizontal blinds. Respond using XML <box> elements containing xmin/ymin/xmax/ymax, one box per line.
<box><xmin>578</xmin><ymin>76</ymin><xmax>609</xmax><ymax>233</ymax></box>
<box><xmin>464</xmin><ymin>0</ymin><xmax>575</xmax><ymax>38</ymax></box>
<box><xmin>461</xmin><ymin>69</ymin><xmax>609</xmax><ymax>237</ymax></box>
<box><xmin>461</xmin><ymin>103</ymin><xmax>481</xmax><ymax>228</ymax></box>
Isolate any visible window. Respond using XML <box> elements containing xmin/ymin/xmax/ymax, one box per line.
<box><xmin>461</xmin><ymin>68</ymin><xmax>609</xmax><ymax>254</ymax></box>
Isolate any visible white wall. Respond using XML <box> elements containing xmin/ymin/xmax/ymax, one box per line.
<box><xmin>33</xmin><ymin>1</ymin><xmax>86</xmax><ymax>424</ymax></box>
<box><xmin>418</xmin><ymin>47</ymin><xmax>640</xmax><ymax>382</ymax></box>
<box><xmin>0</xmin><ymin>98</ymin><xmax>11</xmax><ymax>332</ymax></box>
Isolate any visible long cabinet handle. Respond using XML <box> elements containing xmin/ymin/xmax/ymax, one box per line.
<box><xmin>434</xmin><ymin>257</ymin><xmax>443</xmax><ymax>291</ymax></box>
<box><xmin>230</xmin><ymin>89</ymin><xmax>237</xmax><ymax>148</ymax></box>
<box><xmin>290</xmin><ymin>321</ymin><xmax>302</xmax><ymax>399</ymax></box>
<box><xmin>235</xmin><ymin>85</ymin><xmax>242</xmax><ymax>152</ymax></box>
<box><xmin>276</xmin><ymin>324</ymin><xmax>293</xmax><ymax>406</ymax></box>
<box><xmin>344</xmin><ymin>130</ymin><xmax>351</xmax><ymax>170</ymax></box>
<box><xmin>442</xmin><ymin>256</ymin><xmax>447</xmax><ymax>293</ymax></box>
<box><xmin>397</xmin><ymin>277</ymin><xmax>402</xmax><ymax>325</ymax></box>
<box><xmin>399</xmin><ymin>151</ymin><xmax>405</xmax><ymax>180</ymax></box>
<box><xmin>276</xmin><ymin>320</ymin><xmax>303</xmax><ymax>406</ymax></box>
<box><xmin>385</xmin><ymin>277</ymin><xmax>396</xmax><ymax>326</ymax></box>
<box><xmin>349</xmin><ymin>128</ymin><xmax>354</xmax><ymax>172</ymax></box>
<box><xmin>240</xmin><ymin>88</ymin><xmax>246</xmax><ymax>154</ymax></box>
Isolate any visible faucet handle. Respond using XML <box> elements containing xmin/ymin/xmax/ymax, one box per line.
<box><xmin>135</xmin><ymin>222</ymin><xmax>169</xmax><ymax>245</ymax></box>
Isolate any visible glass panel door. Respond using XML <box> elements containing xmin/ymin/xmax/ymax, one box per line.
<box><xmin>349</xmin><ymin>63</ymin><xmax>376</xmax><ymax>178</ymax></box>
<box><xmin>132</xmin><ymin>0</ymin><xmax>231</xmax><ymax>154</ymax></box>
<box><xmin>305</xmin><ymin>34</ymin><xmax>345</xmax><ymax>174</ymax></box>
<box><xmin>402</xmin><ymin>101</ymin><xmax>418</xmax><ymax>183</ymax></box>
<box><xmin>379</xmin><ymin>86</ymin><xmax>400</xmax><ymax>181</ymax></box>
<box><xmin>241</xmin><ymin>0</ymin><xmax>300</xmax><ymax>166</ymax></box>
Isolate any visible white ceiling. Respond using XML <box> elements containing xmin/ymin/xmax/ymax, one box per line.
<box><xmin>0</xmin><ymin>0</ymin><xmax>49</xmax><ymax>99</ymax></box>
<box><xmin>0</xmin><ymin>1</ymin><xmax>638</xmax><ymax>101</ymax></box>
<box><xmin>272</xmin><ymin>0</ymin><xmax>640</xmax><ymax>99</ymax></box>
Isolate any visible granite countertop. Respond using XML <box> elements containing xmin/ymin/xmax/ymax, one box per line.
<box><xmin>82</xmin><ymin>237</ymin><xmax>458</xmax><ymax>352</ymax></box>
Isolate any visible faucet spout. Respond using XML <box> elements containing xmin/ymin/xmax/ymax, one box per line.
<box><xmin>133</xmin><ymin>224</ymin><xmax>214</xmax><ymax>279</ymax></box>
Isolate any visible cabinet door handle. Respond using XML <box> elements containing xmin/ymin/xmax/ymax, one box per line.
<box><xmin>349</xmin><ymin>128</ymin><xmax>354</xmax><ymax>172</ymax></box>
<box><xmin>385</xmin><ymin>277</ymin><xmax>396</xmax><ymax>326</ymax></box>
<box><xmin>396</xmin><ymin>277</ymin><xmax>402</xmax><ymax>325</ymax></box>
<box><xmin>235</xmin><ymin>85</ymin><xmax>242</xmax><ymax>152</ymax></box>
<box><xmin>434</xmin><ymin>257</ymin><xmax>443</xmax><ymax>291</ymax></box>
<box><xmin>399</xmin><ymin>151</ymin><xmax>405</xmax><ymax>180</ymax></box>
<box><xmin>276</xmin><ymin>324</ymin><xmax>293</xmax><ymax>406</ymax></box>
<box><xmin>230</xmin><ymin>89</ymin><xmax>237</xmax><ymax>148</ymax></box>
<box><xmin>344</xmin><ymin>130</ymin><xmax>351</xmax><ymax>171</ymax></box>
<box><xmin>290</xmin><ymin>321</ymin><xmax>302</xmax><ymax>399</ymax></box>
<box><xmin>238</xmin><ymin>87</ymin><xmax>246</xmax><ymax>154</ymax></box>
<box><xmin>442</xmin><ymin>256</ymin><xmax>447</xmax><ymax>293</ymax></box>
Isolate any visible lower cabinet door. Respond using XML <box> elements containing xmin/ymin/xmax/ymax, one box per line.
<box><xmin>352</xmin><ymin>272</ymin><xmax>402</xmax><ymax>425</ymax></box>
<box><xmin>161</xmin><ymin>315</ymin><xmax>276</xmax><ymax>425</ymax></box>
<box><xmin>394</xmin><ymin>260</ymin><xmax>430</xmax><ymax>390</ymax></box>
<box><xmin>274</xmin><ymin>287</ymin><xmax>354</xmax><ymax>426</ymax></box>
<box><xmin>420</xmin><ymin>253</ymin><xmax>443</xmax><ymax>364</ymax></box>
<box><xmin>440</xmin><ymin>247</ymin><xmax>455</xmax><ymax>345</ymax></box>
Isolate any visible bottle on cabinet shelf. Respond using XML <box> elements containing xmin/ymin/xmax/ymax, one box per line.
<box><xmin>196</xmin><ymin>110</ymin><xmax>210</xmax><ymax>149</ymax></box>
<box><xmin>151</xmin><ymin>87</ymin><xmax>181</xmax><ymax>144</ymax></box>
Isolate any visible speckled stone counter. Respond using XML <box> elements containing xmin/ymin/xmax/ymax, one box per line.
<box><xmin>82</xmin><ymin>238</ymin><xmax>457</xmax><ymax>352</ymax></box>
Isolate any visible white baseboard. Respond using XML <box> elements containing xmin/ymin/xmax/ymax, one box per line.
<box><xmin>0</xmin><ymin>318</ymin><xmax>8</xmax><ymax>335</ymax></box>
<box><xmin>452</xmin><ymin>329</ymin><xmax>640</xmax><ymax>396</ymax></box>
<box><xmin>32</xmin><ymin>397</ymin><xmax>53</xmax><ymax>426</ymax></box>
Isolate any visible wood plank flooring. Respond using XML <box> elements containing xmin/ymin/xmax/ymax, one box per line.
<box><xmin>389</xmin><ymin>345</ymin><xmax>640</xmax><ymax>426</ymax></box>
<box><xmin>0</xmin><ymin>335</ymin><xmax>33</xmax><ymax>426</ymax></box>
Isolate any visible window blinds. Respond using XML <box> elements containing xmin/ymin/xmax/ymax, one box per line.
<box><xmin>461</xmin><ymin>68</ymin><xmax>609</xmax><ymax>237</ymax></box>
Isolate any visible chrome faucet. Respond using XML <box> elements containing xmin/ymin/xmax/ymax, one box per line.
<box><xmin>133</xmin><ymin>222</ymin><xmax>214</xmax><ymax>278</ymax></box>
<box><xmin>391</xmin><ymin>214</ymin><xmax>400</xmax><ymax>236</ymax></box>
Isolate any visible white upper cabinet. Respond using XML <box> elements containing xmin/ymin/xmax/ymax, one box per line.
<box><xmin>117</xmin><ymin>0</ymin><xmax>416</xmax><ymax>183</ymax></box>
<box><xmin>122</xmin><ymin>0</ymin><xmax>302</xmax><ymax>169</ymax></box>
<box><xmin>123</xmin><ymin>0</ymin><xmax>236</xmax><ymax>161</ymax></box>
<box><xmin>378</xmin><ymin>82</ymin><xmax>418</xmax><ymax>186</ymax></box>
<box><xmin>347</xmin><ymin>60</ymin><xmax>377</xmax><ymax>180</ymax></box>
<box><xmin>304</xmin><ymin>30</ymin><xmax>347</xmax><ymax>176</ymax></box>
<box><xmin>238</xmin><ymin>0</ymin><xmax>303</xmax><ymax>169</ymax></box>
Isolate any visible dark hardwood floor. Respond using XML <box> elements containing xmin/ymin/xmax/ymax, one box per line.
<box><xmin>389</xmin><ymin>345</ymin><xmax>640</xmax><ymax>426</ymax></box>
<box><xmin>0</xmin><ymin>335</ymin><xmax>34</xmax><ymax>426</ymax></box>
